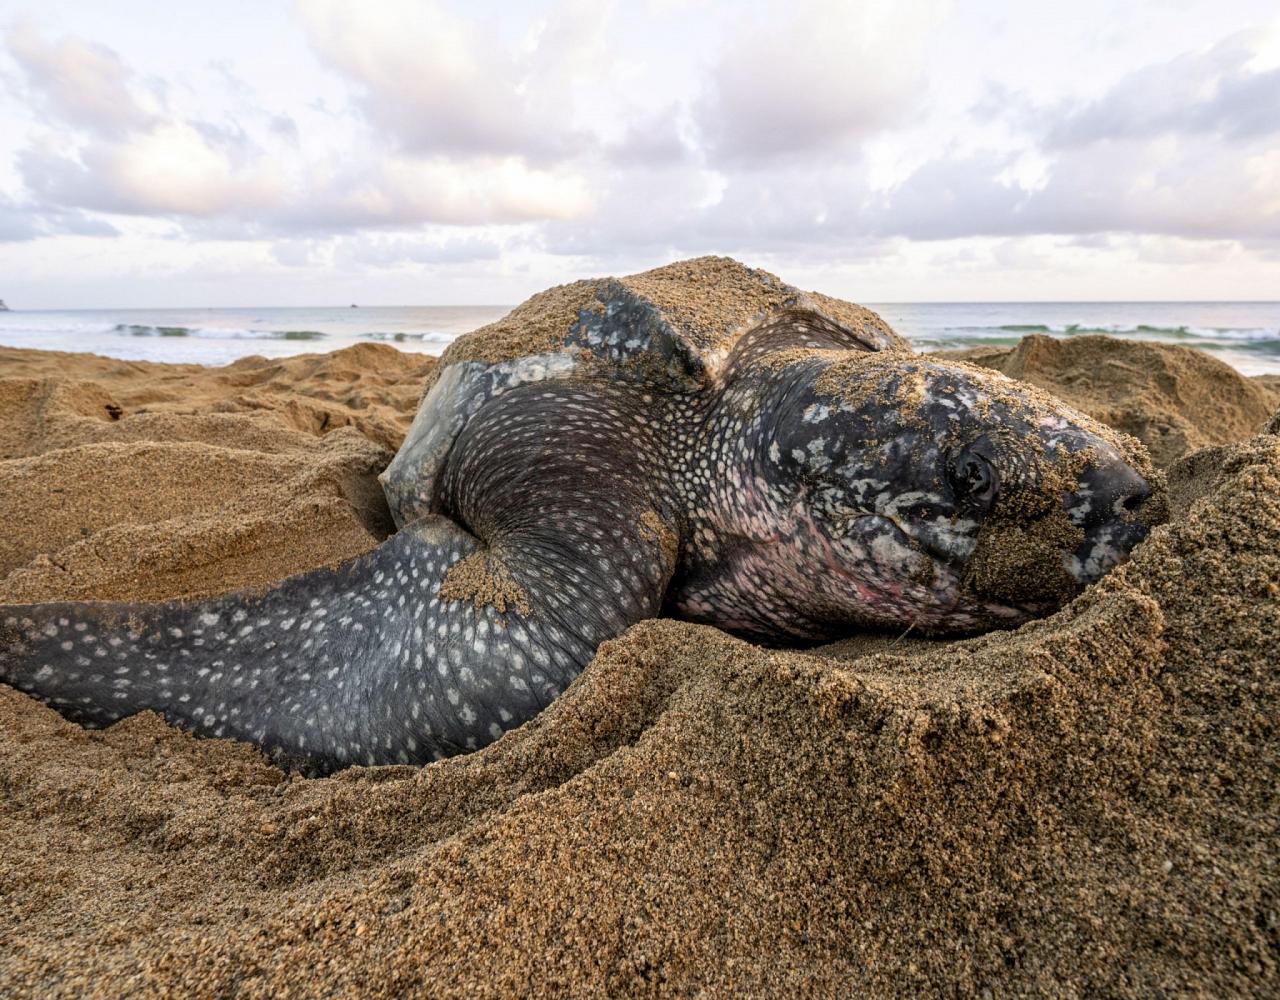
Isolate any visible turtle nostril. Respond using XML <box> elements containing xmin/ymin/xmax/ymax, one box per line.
<box><xmin>1122</xmin><ymin>490</ymin><xmax>1147</xmax><ymax>513</ymax></box>
<box><xmin>1116</xmin><ymin>476</ymin><xmax>1157</xmax><ymax>519</ymax></box>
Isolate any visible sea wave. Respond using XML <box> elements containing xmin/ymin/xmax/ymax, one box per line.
<box><xmin>917</xmin><ymin>323</ymin><xmax>1280</xmax><ymax>359</ymax></box>
<box><xmin>359</xmin><ymin>331</ymin><xmax>458</xmax><ymax>344</ymax></box>
<box><xmin>114</xmin><ymin>324</ymin><xmax>326</xmax><ymax>341</ymax></box>
<box><xmin>980</xmin><ymin>322</ymin><xmax>1279</xmax><ymax>342</ymax></box>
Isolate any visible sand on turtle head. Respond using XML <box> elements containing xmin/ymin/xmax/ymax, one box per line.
<box><xmin>757</xmin><ymin>347</ymin><xmax>1163</xmax><ymax>609</ymax></box>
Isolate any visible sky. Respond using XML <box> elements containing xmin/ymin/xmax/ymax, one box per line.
<box><xmin>0</xmin><ymin>0</ymin><xmax>1278</xmax><ymax>308</ymax></box>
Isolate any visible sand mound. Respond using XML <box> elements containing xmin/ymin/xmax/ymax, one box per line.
<box><xmin>0</xmin><ymin>342</ymin><xmax>431</xmax><ymax>456</ymax></box>
<box><xmin>941</xmin><ymin>334</ymin><xmax>1280</xmax><ymax>466</ymax></box>
<box><xmin>1</xmin><ymin>336</ymin><xmax>1277</xmax><ymax>996</ymax></box>
<box><xmin>0</xmin><ymin>344</ymin><xmax>427</xmax><ymax>603</ymax></box>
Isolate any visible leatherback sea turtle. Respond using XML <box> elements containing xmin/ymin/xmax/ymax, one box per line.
<box><xmin>1</xmin><ymin>258</ymin><xmax>1157</xmax><ymax>774</ymax></box>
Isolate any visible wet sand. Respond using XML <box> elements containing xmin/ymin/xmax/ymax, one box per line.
<box><xmin>1</xmin><ymin>334</ymin><xmax>1278</xmax><ymax>997</ymax></box>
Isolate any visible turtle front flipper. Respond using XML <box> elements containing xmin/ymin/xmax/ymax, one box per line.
<box><xmin>2</xmin><ymin>503</ymin><xmax>679</xmax><ymax>775</ymax></box>
<box><xmin>2</xmin><ymin>520</ymin><xmax>478</xmax><ymax>773</ymax></box>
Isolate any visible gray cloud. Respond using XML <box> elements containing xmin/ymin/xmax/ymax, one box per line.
<box><xmin>1252</xmin><ymin>239</ymin><xmax>1280</xmax><ymax>262</ymax></box>
<box><xmin>865</xmin><ymin>154</ymin><xmax>1025</xmax><ymax>240</ymax></box>
<box><xmin>604</xmin><ymin>109</ymin><xmax>692</xmax><ymax>167</ymax></box>
<box><xmin>871</xmin><ymin>40</ymin><xmax>1277</xmax><ymax>246</ymax></box>
<box><xmin>870</xmin><ymin>137</ymin><xmax>1280</xmax><ymax>242</ymax></box>
<box><xmin>538</xmin><ymin>158</ymin><xmax>895</xmax><ymax>264</ymax></box>
<box><xmin>0</xmin><ymin>195</ymin><xmax>119</xmax><ymax>241</ymax></box>
<box><xmin>268</xmin><ymin>158</ymin><xmax>589</xmax><ymax>234</ymax></box>
<box><xmin>269</xmin><ymin>239</ymin><xmax>318</xmax><ymax>267</ymax></box>
<box><xmin>333</xmin><ymin>234</ymin><xmax>504</xmax><ymax>268</ymax></box>
<box><xmin>5</xmin><ymin>22</ymin><xmax>153</xmax><ymax>136</ymax></box>
<box><xmin>271</xmin><ymin>233</ymin><xmax>505</xmax><ymax>273</ymax></box>
<box><xmin>694</xmin><ymin>0</ymin><xmax>939</xmax><ymax>164</ymax></box>
<box><xmin>18</xmin><ymin>111</ymin><xmax>587</xmax><ymax>234</ymax></box>
<box><xmin>269</xmin><ymin>113</ymin><xmax>300</xmax><ymax>145</ymax></box>
<box><xmin>46</xmin><ymin>207</ymin><xmax>121</xmax><ymax>238</ymax></box>
<box><xmin>17</xmin><ymin>139</ymin><xmax>256</xmax><ymax>219</ymax></box>
<box><xmin>1048</xmin><ymin>30</ymin><xmax>1280</xmax><ymax>147</ymax></box>
<box><xmin>8</xmin><ymin>11</ymin><xmax>594</xmax><ymax>237</ymax></box>
<box><xmin>0</xmin><ymin>197</ymin><xmax>41</xmax><ymax>241</ymax></box>
<box><xmin>537</xmin><ymin>163</ymin><xmax>721</xmax><ymax>258</ymax></box>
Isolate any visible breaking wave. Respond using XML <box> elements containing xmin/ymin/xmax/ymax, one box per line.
<box><xmin>358</xmin><ymin>331</ymin><xmax>458</xmax><ymax>344</ymax></box>
<box><xmin>982</xmin><ymin>322</ymin><xmax>1279</xmax><ymax>342</ymax></box>
<box><xmin>114</xmin><ymin>324</ymin><xmax>327</xmax><ymax>341</ymax></box>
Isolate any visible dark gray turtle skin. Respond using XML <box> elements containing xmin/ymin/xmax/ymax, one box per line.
<box><xmin>0</xmin><ymin>258</ymin><xmax>1159</xmax><ymax>775</ymax></box>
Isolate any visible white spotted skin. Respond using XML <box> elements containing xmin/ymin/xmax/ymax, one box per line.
<box><xmin>0</xmin><ymin>299</ymin><xmax>1154</xmax><ymax>774</ymax></box>
<box><xmin>0</xmin><ymin>519</ymin><xmax>610</xmax><ymax>774</ymax></box>
<box><xmin>668</xmin><ymin>343</ymin><xmax>1153</xmax><ymax>641</ymax></box>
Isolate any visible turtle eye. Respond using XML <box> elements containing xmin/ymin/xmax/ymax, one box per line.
<box><xmin>948</xmin><ymin>441</ymin><xmax>999</xmax><ymax>510</ymax></box>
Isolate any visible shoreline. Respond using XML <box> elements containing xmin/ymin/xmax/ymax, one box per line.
<box><xmin>2</xmin><ymin>297</ymin><xmax>1278</xmax><ymax>374</ymax></box>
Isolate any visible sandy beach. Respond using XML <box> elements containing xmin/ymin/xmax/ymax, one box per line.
<box><xmin>1</xmin><ymin>331</ymin><xmax>1278</xmax><ymax>996</ymax></box>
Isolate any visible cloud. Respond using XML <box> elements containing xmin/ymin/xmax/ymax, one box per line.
<box><xmin>0</xmin><ymin>197</ymin><xmax>41</xmax><ymax>241</ymax></box>
<box><xmin>7</xmin><ymin>18</ymin><xmax>595</xmax><ymax>238</ymax></box>
<box><xmin>604</xmin><ymin>108</ymin><xmax>691</xmax><ymax>166</ymax></box>
<box><xmin>1047</xmin><ymin>29</ymin><xmax>1280</xmax><ymax>147</ymax></box>
<box><xmin>23</xmin><ymin>128</ymin><xmax>591</xmax><ymax>235</ymax></box>
<box><xmin>332</xmin><ymin>234</ymin><xmax>504</xmax><ymax>268</ymax></box>
<box><xmin>269</xmin><ymin>113</ymin><xmax>300</xmax><ymax>145</ymax></box>
<box><xmin>1</xmin><ymin>1</ymin><xmax>1277</xmax><ymax>294</ymax></box>
<box><xmin>537</xmin><ymin>157</ymin><xmax>900</xmax><ymax>265</ymax></box>
<box><xmin>695</xmin><ymin>0</ymin><xmax>943</xmax><ymax>164</ymax></box>
<box><xmin>271</xmin><ymin>157</ymin><xmax>592</xmax><ymax>232</ymax></box>
<box><xmin>298</xmin><ymin>0</ymin><xmax>606</xmax><ymax>163</ymax></box>
<box><xmin>19</xmin><ymin>123</ymin><xmax>284</xmax><ymax>217</ymax></box>
<box><xmin>866</xmin><ymin>153</ymin><xmax>1030</xmax><ymax>240</ymax></box>
<box><xmin>269</xmin><ymin>239</ymin><xmax>317</xmax><ymax>267</ymax></box>
<box><xmin>870</xmin><ymin>139</ymin><xmax>1280</xmax><ymax>242</ymax></box>
<box><xmin>537</xmin><ymin>162</ymin><xmax>722</xmax><ymax>259</ymax></box>
<box><xmin>5</xmin><ymin>21</ymin><xmax>154</xmax><ymax>136</ymax></box>
<box><xmin>7</xmin><ymin>26</ymin><xmax>283</xmax><ymax>221</ymax></box>
<box><xmin>0</xmin><ymin>195</ymin><xmax>119</xmax><ymax>242</ymax></box>
<box><xmin>43</xmin><ymin>207</ymin><xmax>121</xmax><ymax>238</ymax></box>
<box><xmin>864</xmin><ymin>26</ymin><xmax>1280</xmax><ymax>243</ymax></box>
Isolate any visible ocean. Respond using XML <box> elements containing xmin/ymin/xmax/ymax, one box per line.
<box><xmin>0</xmin><ymin>300</ymin><xmax>1277</xmax><ymax>375</ymax></box>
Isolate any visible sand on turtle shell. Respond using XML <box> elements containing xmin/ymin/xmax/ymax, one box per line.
<box><xmin>431</xmin><ymin>256</ymin><xmax>906</xmax><ymax>392</ymax></box>
<box><xmin>0</xmin><ymin>334</ymin><xmax>1277</xmax><ymax>997</ymax></box>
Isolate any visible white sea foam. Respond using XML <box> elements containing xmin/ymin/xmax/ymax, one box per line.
<box><xmin>359</xmin><ymin>331</ymin><xmax>457</xmax><ymax>344</ymax></box>
<box><xmin>114</xmin><ymin>323</ymin><xmax>328</xmax><ymax>341</ymax></box>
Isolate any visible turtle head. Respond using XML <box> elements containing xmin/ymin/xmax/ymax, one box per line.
<box><xmin>686</xmin><ymin>352</ymin><xmax>1163</xmax><ymax>641</ymax></box>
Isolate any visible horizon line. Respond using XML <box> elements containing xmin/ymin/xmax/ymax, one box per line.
<box><xmin>3</xmin><ymin>299</ymin><xmax>1279</xmax><ymax>312</ymax></box>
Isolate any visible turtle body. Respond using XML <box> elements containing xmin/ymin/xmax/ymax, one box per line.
<box><xmin>1</xmin><ymin>258</ymin><xmax>1158</xmax><ymax>774</ymax></box>
<box><xmin>379</xmin><ymin>258</ymin><xmax>906</xmax><ymax>528</ymax></box>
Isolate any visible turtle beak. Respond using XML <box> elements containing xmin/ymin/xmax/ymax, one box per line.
<box><xmin>1061</xmin><ymin>454</ymin><xmax>1153</xmax><ymax>585</ymax></box>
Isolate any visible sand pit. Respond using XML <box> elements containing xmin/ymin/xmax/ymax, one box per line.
<box><xmin>1</xmin><ymin>334</ymin><xmax>1277</xmax><ymax>997</ymax></box>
